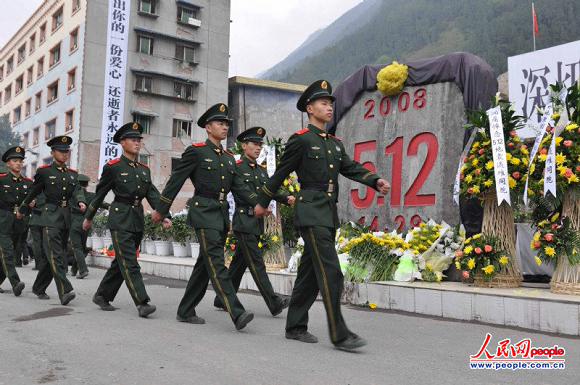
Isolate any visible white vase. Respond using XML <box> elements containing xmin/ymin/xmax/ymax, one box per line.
<box><xmin>92</xmin><ymin>236</ymin><xmax>104</xmax><ymax>250</ymax></box>
<box><xmin>144</xmin><ymin>240</ymin><xmax>156</xmax><ymax>255</ymax></box>
<box><xmin>86</xmin><ymin>236</ymin><xmax>93</xmax><ymax>248</ymax></box>
<box><xmin>154</xmin><ymin>241</ymin><xmax>172</xmax><ymax>256</ymax></box>
<box><xmin>190</xmin><ymin>242</ymin><xmax>200</xmax><ymax>262</ymax></box>
<box><xmin>172</xmin><ymin>242</ymin><xmax>190</xmax><ymax>257</ymax></box>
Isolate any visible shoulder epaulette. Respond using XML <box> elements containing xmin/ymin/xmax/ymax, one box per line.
<box><xmin>192</xmin><ymin>142</ymin><xmax>206</xmax><ymax>147</ymax></box>
<box><xmin>224</xmin><ymin>149</ymin><xmax>234</xmax><ymax>156</ymax></box>
<box><xmin>107</xmin><ymin>158</ymin><xmax>121</xmax><ymax>166</ymax></box>
<box><xmin>68</xmin><ymin>168</ymin><xmax>78</xmax><ymax>173</ymax></box>
<box><xmin>138</xmin><ymin>162</ymin><xmax>149</xmax><ymax>169</ymax></box>
<box><xmin>39</xmin><ymin>164</ymin><xmax>51</xmax><ymax>169</ymax></box>
<box><xmin>329</xmin><ymin>134</ymin><xmax>342</xmax><ymax>141</ymax></box>
<box><xmin>295</xmin><ymin>128</ymin><xmax>309</xmax><ymax>135</ymax></box>
<box><xmin>236</xmin><ymin>159</ymin><xmax>243</xmax><ymax>165</ymax></box>
<box><xmin>23</xmin><ymin>177</ymin><xmax>33</xmax><ymax>182</ymax></box>
<box><xmin>0</xmin><ymin>173</ymin><xmax>7</xmax><ymax>177</ymax></box>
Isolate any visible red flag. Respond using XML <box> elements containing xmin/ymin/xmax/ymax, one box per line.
<box><xmin>532</xmin><ymin>3</ymin><xmax>539</xmax><ymax>36</ymax></box>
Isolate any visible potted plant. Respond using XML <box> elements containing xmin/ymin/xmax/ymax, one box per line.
<box><xmin>91</xmin><ymin>213</ymin><xmax>107</xmax><ymax>250</ymax></box>
<box><xmin>171</xmin><ymin>215</ymin><xmax>191</xmax><ymax>258</ymax></box>
<box><xmin>154</xmin><ymin>222</ymin><xmax>173</xmax><ymax>256</ymax></box>
<box><xmin>143</xmin><ymin>213</ymin><xmax>157</xmax><ymax>255</ymax></box>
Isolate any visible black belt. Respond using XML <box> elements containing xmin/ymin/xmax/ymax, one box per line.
<box><xmin>300</xmin><ymin>182</ymin><xmax>335</xmax><ymax>193</ymax></box>
<box><xmin>46</xmin><ymin>199</ymin><xmax>69</xmax><ymax>207</ymax></box>
<box><xmin>114</xmin><ymin>196</ymin><xmax>142</xmax><ymax>207</ymax></box>
<box><xmin>195</xmin><ymin>190</ymin><xmax>226</xmax><ymax>201</ymax></box>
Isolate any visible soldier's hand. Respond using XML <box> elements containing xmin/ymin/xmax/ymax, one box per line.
<box><xmin>376</xmin><ymin>179</ymin><xmax>391</xmax><ymax>195</ymax></box>
<box><xmin>29</xmin><ymin>200</ymin><xmax>36</xmax><ymax>208</ymax></box>
<box><xmin>16</xmin><ymin>212</ymin><xmax>24</xmax><ymax>220</ymax></box>
<box><xmin>79</xmin><ymin>202</ymin><xmax>87</xmax><ymax>213</ymax></box>
<box><xmin>162</xmin><ymin>218</ymin><xmax>172</xmax><ymax>229</ymax></box>
<box><xmin>254</xmin><ymin>204</ymin><xmax>267</xmax><ymax>217</ymax></box>
<box><xmin>151</xmin><ymin>210</ymin><xmax>163</xmax><ymax>224</ymax></box>
<box><xmin>287</xmin><ymin>196</ymin><xmax>296</xmax><ymax>206</ymax></box>
<box><xmin>83</xmin><ymin>219</ymin><xmax>93</xmax><ymax>231</ymax></box>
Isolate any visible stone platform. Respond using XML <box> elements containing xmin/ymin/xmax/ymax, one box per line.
<box><xmin>88</xmin><ymin>253</ymin><xmax>580</xmax><ymax>336</ymax></box>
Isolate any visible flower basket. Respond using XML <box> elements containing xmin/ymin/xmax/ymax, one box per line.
<box><xmin>473</xmin><ymin>271</ymin><xmax>522</xmax><ymax>288</ymax></box>
<box><xmin>551</xmin><ymin>189</ymin><xmax>580</xmax><ymax>294</ymax></box>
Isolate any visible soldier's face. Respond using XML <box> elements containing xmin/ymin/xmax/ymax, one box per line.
<box><xmin>6</xmin><ymin>158</ymin><xmax>23</xmax><ymax>173</ymax></box>
<box><xmin>307</xmin><ymin>98</ymin><xmax>334</xmax><ymax>123</ymax></box>
<box><xmin>206</xmin><ymin>120</ymin><xmax>229</xmax><ymax>141</ymax></box>
<box><xmin>52</xmin><ymin>150</ymin><xmax>70</xmax><ymax>164</ymax></box>
<box><xmin>120</xmin><ymin>138</ymin><xmax>142</xmax><ymax>156</ymax></box>
<box><xmin>242</xmin><ymin>141</ymin><xmax>262</xmax><ymax>160</ymax></box>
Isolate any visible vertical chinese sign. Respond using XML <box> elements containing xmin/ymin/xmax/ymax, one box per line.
<box><xmin>99</xmin><ymin>0</ymin><xmax>131</xmax><ymax>176</ymax></box>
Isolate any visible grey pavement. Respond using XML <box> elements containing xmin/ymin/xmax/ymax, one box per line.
<box><xmin>0</xmin><ymin>264</ymin><xmax>578</xmax><ymax>385</ymax></box>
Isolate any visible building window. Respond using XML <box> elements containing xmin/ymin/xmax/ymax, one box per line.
<box><xmin>70</xmin><ymin>27</ymin><xmax>79</xmax><ymax>52</ymax></box>
<box><xmin>173</xmin><ymin>82</ymin><xmax>194</xmax><ymax>101</ymax></box>
<box><xmin>13</xmin><ymin>106</ymin><xmax>22</xmax><ymax>124</ymax></box>
<box><xmin>177</xmin><ymin>5</ymin><xmax>197</xmax><ymax>24</ymax></box>
<box><xmin>27</xmin><ymin>66</ymin><xmax>34</xmax><ymax>85</ymax></box>
<box><xmin>138</xmin><ymin>36</ymin><xmax>153</xmax><ymax>55</ymax></box>
<box><xmin>67</xmin><ymin>68</ymin><xmax>76</xmax><ymax>91</ymax></box>
<box><xmin>42</xmin><ymin>157</ymin><xmax>52</xmax><ymax>165</ymax></box>
<box><xmin>138</xmin><ymin>153</ymin><xmax>150</xmax><ymax>166</ymax></box>
<box><xmin>139</xmin><ymin>0</ymin><xmax>156</xmax><ymax>15</ymax></box>
<box><xmin>25</xmin><ymin>99</ymin><xmax>32</xmax><ymax>118</ymax></box>
<box><xmin>15</xmin><ymin>75</ymin><xmax>24</xmax><ymax>94</ymax></box>
<box><xmin>47</xmin><ymin>81</ymin><xmax>59</xmax><ymax>103</ymax></box>
<box><xmin>65</xmin><ymin>109</ymin><xmax>74</xmax><ymax>132</ymax></box>
<box><xmin>45</xmin><ymin>119</ymin><xmax>56</xmax><ymax>140</ymax></box>
<box><xmin>6</xmin><ymin>56</ymin><xmax>14</xmax><ymax>74</ymax></box>
<box><xmin>33</xmin><ymin>127</ymin><xmax>40</xmax><ymax>146</ymax></box>
<box><xmin>133</xmin><ymin>114</ymin><xmax>152</xmax><ymax>134</ymax></box>
<box><xmin>175</xmin><ymin>45</ymin><xmax>195</xmax><ymax>63</ymax></box>
<box><xmin>172</xmin><ymin>119</ymin><xmax>192</xmax><ymax>138</ymax></box>
<box><xmin>35</xmin><ymin>91</ymin><xmax>42</xmax><ymax>112</ymax></box>
<box><xmin>39</xmin><ymin>23</ymin><xmax>47</xmax><ymax>44</ymax></box>
<box><xmin>50</xmin><ymin>42</ymin><xmax>61</xmax><ymax>67</ymax></box>
<box><xmin>31</xmin><ymin>161</ymin><xmax>37</xmax><ymax>175</ymax></box>
<box><xmin>37</xmin><ymin>57</ymin><xmax>45</xmax><ymax>78</ymax></box>
<box><xmin>72</xmin><ymin>0</ymin><xmax>81</xmax><ymax>14</ymax></box>
<box><xmin>18</xmin><ymin>44</ymin><xmax>26</xmax><ymax>64</ymax></box>
<box><xmin>4</xmin><ymin>85</ymin><xmax>12</xmax><ymax>103</ymax></box>
<box><xmin>52</xmin><ymin>7</ymin><xmax>64</xmax><ymax>32</ymax></box>
<box><xmin>135</xmin><ymin>75</ymin><xmax>152</xmax><ymax>92</ymax></box>
<box><xmin>29</xmin><ymin>33</ymin><xmax>36</xmax><ymax>53</ymax></box>
<box><xmin>23</xmin><ymin>132</ymin><xmax>29</xmax><ymax>147</ymax></box>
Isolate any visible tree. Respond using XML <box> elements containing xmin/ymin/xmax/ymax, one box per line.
<box><xmin>0</xmin><ymin>114</ymin><xmax>20</xmax><ymax>173</ymax></box>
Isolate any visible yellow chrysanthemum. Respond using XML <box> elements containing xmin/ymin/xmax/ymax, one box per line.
<box><xmin>506</xmin><ymin>153</ymin><xmax>512</xmax><ymax>161</ymax></box>
<box><xmin>455</xmin><ymin>261</ymin><xmax>461</xmax><ymax>270</ymax></box>
<box><xmin>465</xmin><ymin>174</ymin><xmax>473</xmax><ymax>183</ymax></box>
<box><xmin>482</xmin><ymin>265</ymin><xmax>495</xmax><ymax>275</ymax></box>
<box><xmin>544</xmin><ymin>246</ymin><xmax>556</xmax><ymax>257</ymax></box>
<box><xmin>376</xmin><ymin>61</ymin><xmax>408</xmax><ymax>96</ymax></box>
<box><xmin>484</xmin><ymin>180</ymin><xmax>493</xmax><ymax>187</ymax></box>
<box><xmin>551</xmin><ymin>213</ymin><xmax>560</xmax><ymax>222</ymax></box>
<box><xmin>533</xmin><ymin>232</ymin><xmax>541</xmax><ymax>242</ymax></box>
<box><xmin>535</xmin><ymin>256</ymin><xmax>543</xmax><ymax>266</ymax></box>
<box><xmin>530</xmin><ymin>163</ymin><xmax>536</xmax><ymax>174</ymax></box>
<box><xmin>551</xmin><ymin>113</ymin><xmax>560</xmax><ymax>121</ymax></box>
<box><xmin>471</xmin><ymin>185</ymin><xmax>480</xmax><ymax>194</ymax></box>
<box><xmin>283</xmin><ymin>179</ymin><xmax>289</xmax><ymax>187</ymax></box>
<box><xmin>472</xmin><ymin>159</ymin><xmax>479</xmax><ymax>167</ymax></box>
<box><xmin>295</xmin><ymin>184</ymin><xmax>301</xmax><ymax>192</ymax></box>
<box><xmin>510</xmin><ymin>157</ymin><xmax>521</xmax><ymax>166</ymax></box>
<box><xmin>467</xmin><ymin>258</ymin><xmax>476</xmax><ymax>270</ymax></box>
<box><xmin>485</xmin><ymin>161</ymin><xmax>494</xmax><ymax>170</ymax></box>
<box><xmin>369</xmin><ymin>303</ymin><xmax>377</xmax><ymax>310</ymax></box>
<box><xmin>464</xmin><ymin>246</ymin><xmax>474</xmax><ymax>255</ymax></box>
<box><xmin>271</xmin><ymin>235</ymin><xmax>279</xmax><ymax>242</ymax></box>
<box><xmin>258</xmin><ymin>241</ymin><xmax>263</xmax><ymax>249</ymax></box>
<box><xmin>539</xmin><ymin>154</ymin><xmax>547</xmax><ymax>162</ymax></box>
<box><xmin>568</xmin><ymin>174</ymin><xmax>579</xmax><ymax>183</ymax></box>
<box><xmin>508</xmin><ymin>177</ymin><xmax>517</xmax><ymax>189</ymax></box>
<box><xmin>473</xmin><ymin>234</ymin><xmax>482</xmax><ymax>240</ymax></box>
<box><xmin>556</xmin><ymin>137</ymin><xmax>563</xmax><ymax>146</ymax></box>
<box><xmin>565</xmin><ymin>123</ymin><xmax>578</xmax><ymax>132</ymax></box>
<box><xmin>499</xmin><ymin>256</ymin><xmax>509</xmax><ymax>266</ymax></box>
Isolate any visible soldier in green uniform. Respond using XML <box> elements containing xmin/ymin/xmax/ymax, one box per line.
<box><xmin>69</xmin><ymin>174</ymin><xmax>94</xmax><ymax>279</ymax></box>
<box><xmin>213</xmin><ymin>127</ymin><xmax>293</xmax><ymax>316</ymax></box>
<box><xmin>29</xmin><ymin>192</ymin><xmax>46</xmax><ymax>271</ymax></box>
<box><xmin>18</xmin><ymin>136</ymin><xmax>86</xmax><ymax>305</ymax></box>
<box><xmin>84</xmin><ymin>122</ymin><xmax>168</xmax><ymax>318</ymax></box>
<box><xmin>0</xmin><ymin>146</ymin><xmax>28</xmax><ymax>296</ymax></box>
<box><xmin>254</xmin><ymin>80</ymin><xmax>391</xmax><ymax>351</ymax></box>
<box><xmin>152</xmin><ymin>103</ymin><xmax>260</xmax><ymax>331</ymax></box>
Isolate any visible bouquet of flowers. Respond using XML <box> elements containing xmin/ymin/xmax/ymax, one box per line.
<box><xmin>455</xmin><ymin>233</ymin><xmax>508</xmax><ymax>282</ymax></box>
<box><xmin>420</xmin><ymin>224</ymin><xmax>466</xmax><ymax>282</ymax></box>
<box><xmin>405</xmin><ymin>221</ymin><xmax>444</xmax><ymax>255</ymax></box>
<box><xmin>224</xmin><ymin>234</ymin><xmax>238</xmax><ymax>261</ymax></box>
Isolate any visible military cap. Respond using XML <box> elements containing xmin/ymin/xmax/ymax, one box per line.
<box><xmin>197</xmin><ymin>103</ymin><xmax>233</xmax><ymax>128</ymax></box>
<box><xmin>297</xmin><ymin>80</ymin><xmax>336</xmax><ymax>112</ymax></box>
<box><xmin>47</xmin><ymin>135</ymin><xmax>73</xmax><ymax>151</ymax></box>
<box><xmin>237</xmin><ymin>126</ymin><xmax>266</xmax><ymax>143</ymax></box>
<box><xmin>2</xmin><ymin>146</ymin><xmax>25</xmax><ymax>162</ymax></box>
<box><xmin>113</xmin><ymin>122</ymin><xmax>144</xmax><ymax>143</ymax></box>
<box><xmin>78</xmin><ymin>174</ymin><xmax>90</xmax><ymax>185</ymax></box>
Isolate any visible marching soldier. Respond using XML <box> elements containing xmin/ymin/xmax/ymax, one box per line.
<box><xmin>213</xmin><ymin>127</ymin><xmax>293</xmax><ymax>316</ymax></box>
<box><xmin>83</xmin><ymin>122</ymin><xmax>168</xmax><ymax>318</ymax></box>
<box><xmin>29</xmin><ymin>192</ymin><xmax>46</xmax><ymax>271</ymax></box>
<box><xmin>69</xmin><ymin>174</ymin><xmax>94</xmax><ymax>279</ymax></box>
<box><xmin>0</xmin><ymin>146</ymin><xmax>29</xmax><ymax>296</ymax></box>
<box><xmin>18</xmin><ymin>136</ymin><xmax>86</xmax><ymax>305</ymax></box>
<box><xmin>254</xmin><ymin>80</ymin><xmax>391</xmax><ymax>351</ymax></box>
<box><xmin>152</xmin><ymin>103</ymin><xmax>261</xmax><ymax>331</ymax></box>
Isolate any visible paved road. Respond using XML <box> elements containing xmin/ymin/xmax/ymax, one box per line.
<box><xmin>1</xmin><ymin>264</ymin><xmax>578</xmax><ymax>385</ymax></box>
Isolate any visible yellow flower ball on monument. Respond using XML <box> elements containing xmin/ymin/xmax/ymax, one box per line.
<box><xmin>376</xmin><ymin>61</ymin><xmax>409</xmax><ymax>96</ymax></box>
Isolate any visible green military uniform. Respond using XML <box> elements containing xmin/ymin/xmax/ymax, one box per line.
<box><xmin>157</xmin><ymin>103</ymin><xmax>257</xmax><ymax>329</ymax></box>
<box><xmin>13</xmin><ymin>204</ymin><xmax>31</xmax><ymax>267</ymax></box>
<box><xmin>214</xmin><ymin>127</ymin><xmax>290</xmax><ymax>315</ymax></box>
<box><xmin>19</xmin><ymin>136</ymin><xmax>85</xmax><ymax>305</ymax></box>
<box><xmin>0</xmin><ymin>146</ymin><xmax>28</xmax><ymax>296</ymax></box>
<box><xmin>87</xmin><ymin>122</ymin><xmax>158</xmax><ymax>317</ymax></box>
<box><xmin>69</xmin><ymin>174</ymin><xmax>94</xmax><ymax>278</ymax></box>
<box><xmin>29</xmin><ymin>192</ymin><xmax>46</xmax><ymax>270</ymax></box>
<box><xmin>257</xmin><ymin>80</ymin><xmax>382</xmax><ymax>348</ymax></box>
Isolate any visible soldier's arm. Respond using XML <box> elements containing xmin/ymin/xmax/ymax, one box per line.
<box><xmin>74</xmin><ymin>179</ymin><xmax>86</xmax><ymax>205</ymax></box>
<box><xmin>231</xmin><ymin>167</ymin><xmax>258</xmax><ymax>206</ymax></box>
<box><xmin>337</xmin><ymin>140</ymin><xmax>381</xmax><ymax>190</ymax></box>
<box><xmin>145</xmin><ymin>180</ymin><xmax>162</xmax><ymax>211</ymax></box>
<box><xmin>19</xmin><ymin>171</ymin><xmax>45</xmax><ymax>214</ymax></box>
<box><xmin>85</xmin><ymin>165</ymin><xmax>115</xmax><ymax>220</ymax></box>
<box><xmin>273</xmin><ymin>188</ymin><xmax>290</xmax><ymax>204</ymax></box>
<box><xmin>157</xmin><ymin>146</ymin><xmax>197</xmax><ymax>216</ymax></box>
<box><xmin>257</xmin><ymin>134</ymin><xmax>303</xmax><ymax>207</ymax></box>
